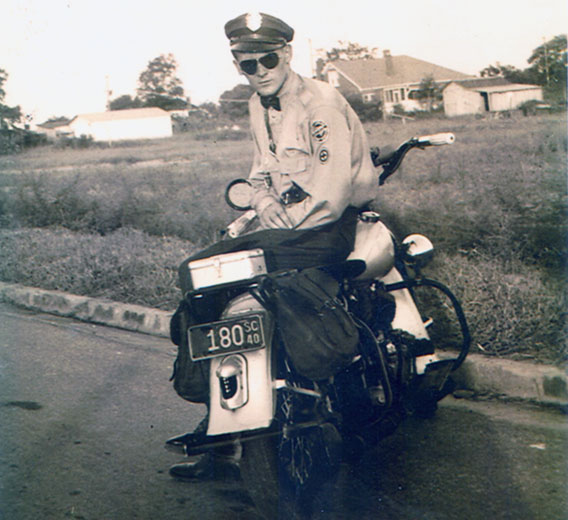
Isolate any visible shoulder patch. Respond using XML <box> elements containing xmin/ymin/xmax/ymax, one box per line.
<box><xmin>311</xmin><ymin>121</ymin><xmax>329</xmax><ymax>143</ymax></box>
<box><xmin>318</xmin><ymin>147</ymin><xmax>329</xmax><ymax>164</ymax></box>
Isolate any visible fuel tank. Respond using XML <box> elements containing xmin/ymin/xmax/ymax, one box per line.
<box><xmin>347</xmin><ymin>215</ymin><xmax>395</xmax><ymax>280</ymax></box>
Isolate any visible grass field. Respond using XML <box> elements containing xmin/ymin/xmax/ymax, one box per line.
<box><xmin>0</xmin><ymin>112</ymin><xmax>566</xmax><ymax>363</ymax></box>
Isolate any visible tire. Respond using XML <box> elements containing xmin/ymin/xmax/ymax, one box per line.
<box><xmin>240</xmin><ymin>423</ymin><xmax>342</xmax><ymax>520</ymax></box>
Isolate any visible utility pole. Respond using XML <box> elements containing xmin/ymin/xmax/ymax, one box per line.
<box><xmin>308</xmin><ymin>38</ymin><xmax>316</xmax><ymax>78</ymax></box>
<box><xmin>543</xmin><ymin>37</ymin><xmax>550</xmax><ymax>87</ymax></box>
<box><xmin>105</xmin><ymin>75</ymin><xmax>113</xmax><ymax>111</ymax></box>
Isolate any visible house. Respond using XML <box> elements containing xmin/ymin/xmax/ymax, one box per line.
<box><xmin>68</xmin><ymin>107</ymin><xmax>173</xmax><ymax>142</ymax></box>
<box><xmin>36</xmin><ymin>117</ymin><xmax>73</xmax><ymax>139</ymax></box>
<box><xmin>320</xmin><ymin>50</ymin><xmax>473</xmax><ymax>113</ymax></box>
<box><xmin>443</xmin><ymin>78</ymin><xmax>544</xmax><ymax>116</ymax></box>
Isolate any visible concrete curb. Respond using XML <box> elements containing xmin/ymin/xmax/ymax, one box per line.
<box><xmin>1</xmin><ymin>281</ymin><xmax>566</xmax><ymax>407</ymax></box>
<box><xmin>0</xmin><ymin>282</ymin><xmax>172</xmax><ymax>338</ymax></box>
<box><xmin>452</xmin><ymin>354</ymin><xmax>567</xmax><ymax>407</ymax></box>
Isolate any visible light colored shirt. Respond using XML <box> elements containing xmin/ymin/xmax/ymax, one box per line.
<box><xmin>247</xmin><ymin>72</ymin><xmax>378</xmax><ymax>229</ymax></box>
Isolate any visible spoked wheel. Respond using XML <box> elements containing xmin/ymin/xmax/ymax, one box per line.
<box><xmin>240</xmin><ymin>422</ymin><xmax>341</xmax><ymax>520</ymax></box>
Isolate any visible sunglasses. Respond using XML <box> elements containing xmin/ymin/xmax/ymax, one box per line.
<box><xmin>238</xmin><ymin>52</ymin><xmax>280</xmax><ymax>75</ymax></box>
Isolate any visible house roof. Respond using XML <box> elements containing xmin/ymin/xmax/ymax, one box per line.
<box><xmin>325</xmin><ymin>55</ymin><xmax>472</xmax><ymax>90</ymax></box>
<box><xmin>473</xmin><ymin>84</ymin><xmax>543</xmax><ymax>94</ymax></box>
<box><xmin>71</xmin><ymin>107</ymin><xmax>169</xmax><ymax>123</ymax></box>
<box><xmin>37</xmin><ymin>117</ymin><xmax>71</xmax><ymax>129</ymax></box>
<box><xmin>449</xmin><ymin>77</ymin><xmax>512</xmax><ymax>89</ymax></box>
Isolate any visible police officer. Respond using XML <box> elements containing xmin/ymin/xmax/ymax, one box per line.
<box><xmin>169</xmin><ymin>12</ymin><xmax>378</xmax><ymax>481</ymax></box>
<box><xmin>231</xmin><ymin>12</ymin><xmax>376</xmax><ymax>246</ymax></box>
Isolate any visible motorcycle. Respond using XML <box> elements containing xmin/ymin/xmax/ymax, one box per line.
<box><xmin>166</xmin><ymin>133</ymin><xmax>470</xmax><ymax>518</ymax></box>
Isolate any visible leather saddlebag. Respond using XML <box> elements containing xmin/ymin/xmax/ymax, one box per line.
<box><xmin>257</xmin><ymin>267</ymin><xmax>359</xmax><ymax>380</ymax></box>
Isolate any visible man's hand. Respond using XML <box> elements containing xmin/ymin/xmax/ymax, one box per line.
<box><xmin>258</xmin><ymin>200</ymin><xmax>294</xmax><ymax>229</ymax></box>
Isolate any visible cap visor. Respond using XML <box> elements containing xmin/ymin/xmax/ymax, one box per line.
<box><xmin>230</xmin><ymin>40</ymin><xmax>286</xmax><ymax>53</ymax></box>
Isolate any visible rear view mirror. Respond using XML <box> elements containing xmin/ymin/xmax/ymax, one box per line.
<box><xmin>225</xmin><ymin>179</ymin><xmax>253</xmax><ymax>211</ymax></box>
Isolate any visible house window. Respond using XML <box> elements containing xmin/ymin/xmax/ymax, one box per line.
<box><xmin>327</xmin><ymin>70</ymin><xmax>339</xmax><ymax>88</ymax></box>
<box><xmin>363</xmin><ymin>93</ymin><xmax>375</xmax><ymax>103</ymax></box>
<box><xmin>386</xmin><ymin>90</ymin><xmax>393</xmax><ymax>103</ymax></box>
<box><xmin>393</xmin><ymin>90</ymin><xmax>400</xmax><ymax>103</ymax></box>
<box><xmin>400</xmin><ymin>88</ymin><xmax>406</xmax><ymax>101</ymax></box>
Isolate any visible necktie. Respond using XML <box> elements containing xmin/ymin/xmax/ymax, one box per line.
<box><xmin>260</xmin><ymin>95</ymin><xmax>281</xmax><ymax>111</ymax></box>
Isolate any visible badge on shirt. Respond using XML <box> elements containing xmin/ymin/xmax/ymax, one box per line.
<box><xmin>311</xmin><ymin>121</ymin><xmax>329</xmax><ymax>143</ymax></box>
<box><xmin>319</xmin><ymin>147</ymin><xmax>329</xmax><ymax>164</ymax></box>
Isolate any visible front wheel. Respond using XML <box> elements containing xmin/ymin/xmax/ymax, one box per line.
<box><xmin>240</xmin><ymin>423</ymin><xmax>342</xmax><ymax>520</ymax></box>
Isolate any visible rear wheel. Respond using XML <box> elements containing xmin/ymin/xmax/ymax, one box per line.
<box><xmin>240</xmin><ymin>422</ymin><xmax>341</xmax><ymax>520</ymax></box>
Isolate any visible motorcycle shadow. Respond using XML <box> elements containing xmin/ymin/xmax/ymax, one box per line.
<box><xmin>310</xmin><ymin>404</ymin><xmax>532</xmax><ymax>520</ymax></box>
<box><xmin>185</xmin><ymin>404</ymin><xmax>532</xmax><ymax>519</ymax></box>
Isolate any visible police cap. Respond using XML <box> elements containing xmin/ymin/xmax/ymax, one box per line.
<box><xmin>225</xmin><ymin>12</ymin><xmax>294</xmax><ymax>53</ymax></box>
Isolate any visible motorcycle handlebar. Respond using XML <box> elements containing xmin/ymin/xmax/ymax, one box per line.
<box><xmin>417</xmin><ymin>132</ymin><xmax>455</xmax><ymax>146</ymax></box>
<box><xmin>372</xmin><ymin>132</ymin><xmax>455</xmax><ymax>185</ymax></box>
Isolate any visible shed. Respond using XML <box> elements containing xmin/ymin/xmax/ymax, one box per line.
<box><xmin>69</xmin><ymin>107</ymin><xmax>173</xmax><ymax>141</ymax></box>
<box><xmin>479</xmin><ymin>84</ymin><xmax>544</xmax><ymax>112</ymax></box>
<box><xmin>443</xmin><ymin>79</ymin><xmax>543</xmax><ymax>116</ymax></box>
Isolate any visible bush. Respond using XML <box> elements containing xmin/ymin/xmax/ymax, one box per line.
<box><xmin>345</xmin><ymin>95</ymin><xmax>383</xmax><ymax>122</ymax></box>
<box><xmin>54</xmin><ymin>135</ymin><xmax>95</xmax><ymax>149</ymax></box>
<box><xmin>0</xmin><ymin>128</ymin><xmax>48</xmax><ymax>155</ymax></box>
<box><xmin>421</xmin><ymin>251</ymin><xmax>567</xmax><ymax>363</ymax></box>
<box><xmin>194</xmin><ymin>128</ymin><xmax>249</xmax><ymax>141</ymax></box>
<box><xmin>0</xmin><ymin>227</ymin><xmax>196</xmax><ymax>310</ymax></box>
<box><xmin>5</xmin><ymin>166</ymin><xmax>235</xmax><ymax>246</ymax></box>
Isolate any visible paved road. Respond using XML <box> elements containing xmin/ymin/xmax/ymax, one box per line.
<box><xmin>1</xmin><ymin>303</ymin><xmax>566</xmax><ymax>520</ymax></box>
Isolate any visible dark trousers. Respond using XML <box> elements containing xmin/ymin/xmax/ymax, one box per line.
<box><xmin>178</xmin><ymin>206</ymin><xmax>359</xmax><ymax>294</ymax></box>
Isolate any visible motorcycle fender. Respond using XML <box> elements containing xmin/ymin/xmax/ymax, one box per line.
<box><xmin>380</xmin><ymin>267</ymin><xmax>429</xmax><ymax>340</ymax></box>
<box><xmin>207</xmin><ymin>293</ymin><xmax>275</xmax><ymax>436</ymax></box>
<box><xmin>380</xmin><ymin>267</ymin><xmax>439</xmax><ymax>373</ymax></box>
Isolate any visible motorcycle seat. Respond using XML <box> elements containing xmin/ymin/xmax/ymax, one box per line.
<box><xmin>320</xmin><ymin>259</ymin><xmax>366</xmax><ymax>281</ymax></box>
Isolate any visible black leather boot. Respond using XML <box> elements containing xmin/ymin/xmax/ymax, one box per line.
<box><xmin>169</xmin><ymin>443</ymin><xmax>242</xmax><ymax>481</ymax></box>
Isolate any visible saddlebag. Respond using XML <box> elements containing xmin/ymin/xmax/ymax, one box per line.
<box><xmin>169</xmin><ymin>299</ymin><xmax>209</xmax><ymax>403</ymax></box>
<box><xmin>256</xmin><ymin>267</ymin><xmax>359</xmax><ymax>381</ymax></box>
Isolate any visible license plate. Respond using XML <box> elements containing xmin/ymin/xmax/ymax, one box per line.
<box><xmin>189</xmin><ymin>313</ymin><xmax>266</xmax><ymax>361</ymax></box>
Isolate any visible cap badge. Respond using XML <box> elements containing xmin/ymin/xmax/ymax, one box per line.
<box><xmin>245</xmin><ymin>12</ymin><xmax>263</xmax><ymax>32</ymax></box>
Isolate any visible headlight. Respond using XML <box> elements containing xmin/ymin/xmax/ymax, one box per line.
<box><xmin>402</xmin><ymin>234</ymin><xmax>434</xmax><ymax>268</ymax></box>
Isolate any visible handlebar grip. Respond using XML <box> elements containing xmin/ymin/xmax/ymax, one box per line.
<box><xmin>417</xmin><ymin>133</ymin><xmax>455</xmax><ymax>146</ymax></box>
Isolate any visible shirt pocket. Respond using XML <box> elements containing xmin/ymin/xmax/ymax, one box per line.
<box><xmin>280</xmin><ymin>147</ymin><xmax>309</xmax><ymax>175</ymax></box>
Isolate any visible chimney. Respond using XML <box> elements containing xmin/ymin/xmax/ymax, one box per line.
<box><xmin>383</xmin><ymin>49</ymin><xmax>394</xmax><ymax>76</ymax></box>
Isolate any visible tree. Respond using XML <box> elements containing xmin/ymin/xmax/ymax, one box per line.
<box><xmin>109</xmin><ymin>94</ymin><xmax>142</xmax><ymax>111</ymax></box>
<box><xmin>480</xmin><ymin>63</ymin><xmax>536</xmax><ymax>84</ymax></box>
<box><xmin>527</xmin><ymin>34</ymin><xmax>567</xmax><ymax>97</ymax></box>
<box><xmin>137</xmin><ymin>54</ymin><xmax>189</xmax><ymax>110</ymax></box>
<box><xmin>318</xmin><ymin>41</ymin><xmax>379</xmax><ymax>62</ymax></box>
<box><xmin>314</xmin><ymin>41</ymin><xmax>380</xmax><ymax>80</ymax></box>
<box><xmin>0</xmin><ymin>69</ymin><xmax>22</xmax><ymax>129</ymax></box>
<box><xmin>219</xmin><ymin>84</ymin><xmax>254</xmax><ymax>119</ymax></box>
<box><xmin>415</xmin><ymin>75</ymin><xmax>442</xmax><ymax>111</ymax></box>
<box><xmin>198</xmin><ymin>102</ymin><xmax>219</xmax><ymax>118</ymax></box>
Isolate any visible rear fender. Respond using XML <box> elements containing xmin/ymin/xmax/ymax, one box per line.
<box><xmin>207</xmin><ymin>293</ymin><xmax>275</xmax><ymax>435</ymax></box>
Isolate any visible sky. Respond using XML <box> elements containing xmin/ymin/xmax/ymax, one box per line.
<box><xmin>2</xmin><ymin>0</ymin><xmax>566</xmax><ymax>123</ymax></box>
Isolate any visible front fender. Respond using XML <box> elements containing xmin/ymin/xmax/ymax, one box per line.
<box><xmin>379</xmin><ymin>267</ymin><xmax>429</xmax><ymax>340</ymax></box>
